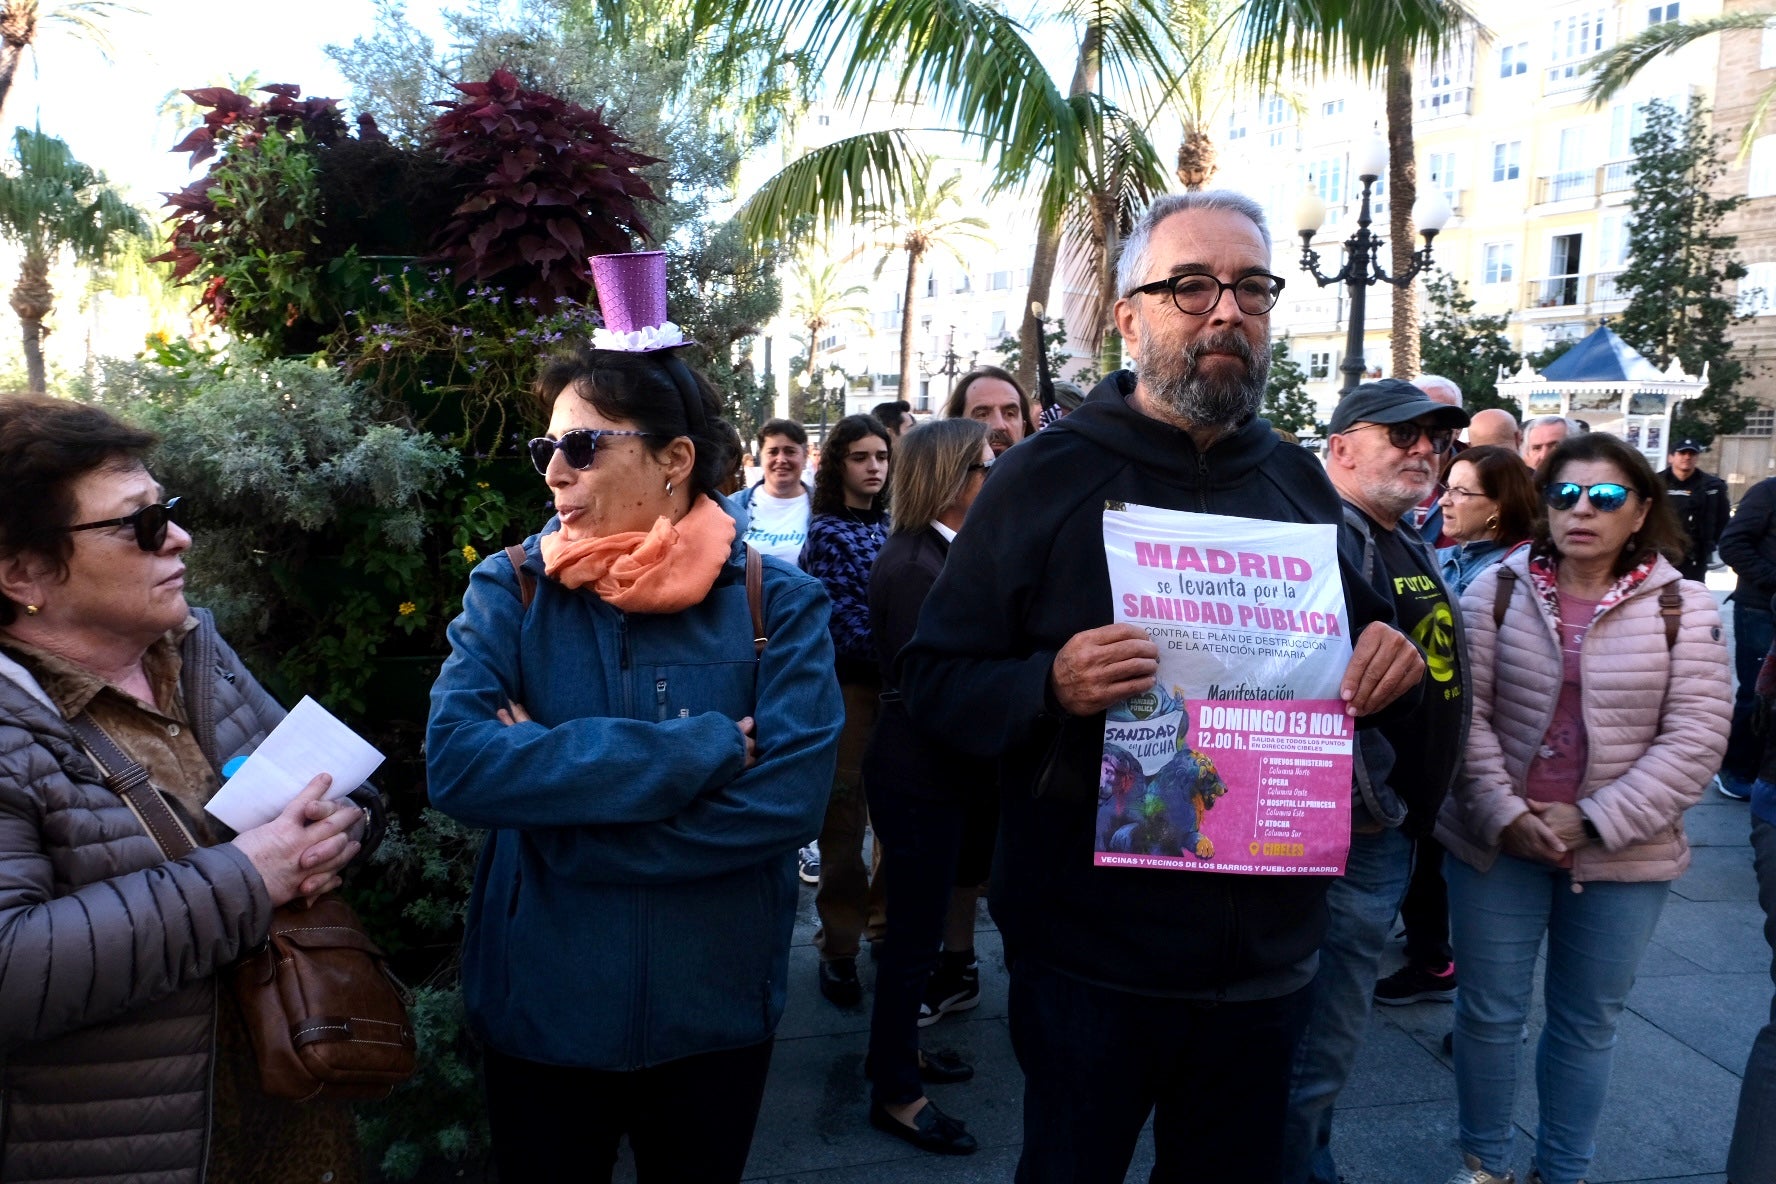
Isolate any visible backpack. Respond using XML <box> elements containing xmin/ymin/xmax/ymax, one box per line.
<box><xmin>1491</xmin><ymin>565</ymin><xmax>1682</xmax><ymax>650</ymax></box>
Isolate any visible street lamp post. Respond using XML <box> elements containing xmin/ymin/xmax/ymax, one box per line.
<box><xmin>1294</xmin><ymin>133</ymin><xmax>1453</xmax><ymax>398</ymax></box>
<box><xmin>919</xmin><ymin>326</ymin><xmax>974</xmax><ymax>408</ymax></box>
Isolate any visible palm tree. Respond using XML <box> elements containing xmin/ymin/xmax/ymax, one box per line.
<box><xmin>785</xmin><ymin>255</ymin><xmax>869</xmax><ymax>420</ymax></box>
<box><xmin>698</xmin><ymin>0</ymin><xmax>1186</xmax><ymax>396</ymax></box>
<box><xmin>854</xmin><ymin>166</ymin><xmax>991</xmax><ymax>394</ymax></box>
<box><xmin>1239</xmin><ymin>0</ymin><xmax>1475</xmax><ymax>380</ymax></box>
<box><xmin>0</xmin><ymin>1</ymin><xmax>132</xmax><ymax>120</ymax></box>
<box><xmin>0</xmin><ymin>128</ymin><xmax>147</xmax><ymax>391</ymax></box>
<box><xmin>1170</xmin><ymin>0</ymin><xmax>1259</xmax><ymax>191</ymax></box>
<box><xmin>1585</xmin><ymin>11</ymin><xmax>1774</xmax><ymax>159</ymax></box>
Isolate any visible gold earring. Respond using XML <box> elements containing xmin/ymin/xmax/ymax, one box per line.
<box><xmin>23</xmin><ymin>604</ymin><xmax>38</xmax><ymax>616</ymax></box>
<box><xmin>1485</xmin><ymin>514</ymin><xmax>1499</xmax><ymax>532</ymax></box>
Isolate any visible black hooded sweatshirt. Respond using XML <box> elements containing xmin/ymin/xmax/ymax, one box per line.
<box><xmin>899</xmin><ymin>371</ymin><xmax>1404</xmax><ymax>998</ymax></box>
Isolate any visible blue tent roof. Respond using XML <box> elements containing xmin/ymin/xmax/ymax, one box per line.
<box><xmin>1540</xmin><ymin>325</ymin><xmax>1663</xmax><ymax>382</ymax></box>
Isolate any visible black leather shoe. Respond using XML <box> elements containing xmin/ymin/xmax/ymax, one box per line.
<box><xmin>868</xmin><ymin>1098</ymin><xmax>979</xmax><ymax>1155</ymax></box>
<box><xmin>918</xmin><ymin>1048</ymin><xmax>974</xmax><ymax>1084</ymax></box>
<box><xmin>818</xmin><ymin>957</ymin><xmax>863</xmax><ymax>1007</ymax></box>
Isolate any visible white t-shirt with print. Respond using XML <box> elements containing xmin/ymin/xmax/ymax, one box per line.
<box><xmin>743</xmin><ymin>489</ymin><xmax>812</xmax><ymax>561</ymax></box>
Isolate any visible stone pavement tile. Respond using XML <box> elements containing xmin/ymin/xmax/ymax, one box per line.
<box><xmin>743</xmin><ymin>1017</ymin><xmax>1021</xmax><ymax>1178</ymax></box>
<box><xmin>1635</xmin><ymin>938</ymin><xmax>1712</xmax><ymax>978</ymax></box>
<box><xmin>1654</xmin><ymin>898</ymin><xmax>1770</xmax><ymax>975</ymax></box>
<box><xmin>1685</xmin><ymin>802</ymin><xmax>1757</xmax><ymax>849</ymax></box>
<box><xmin>1342</xmin><ymin>1013</ymin><xmax>1461</xmax><ymax>1107</ymax></box>
<box><xmin>1627</xmin><ymin>971</ymin><xmax>1770</xmax><ymax>1074</ymax></box>
<box><xmin>777</xmin><ymin>929</ymin><xmax>1010</xmax><ymax>1041</ymax></box>
<box><xmin>1671</xmin><ymin>845</ymin><xmax>1763</xmax><ymax>903</ymax></box>
<box><xmin>746</xmin><ymin>1145</ymin><xmax>1023</xmax><ymax>1182</ymax></box>
<box><xmin>1312</xmin><ymin>1098</ymin><xmax>1528</xmax><ymax>1183</ymax></box>
<box><xmin>1508</xmin><ymin>1009</ymin><xmax>1738</xmax><ymax>1183</ymax></box>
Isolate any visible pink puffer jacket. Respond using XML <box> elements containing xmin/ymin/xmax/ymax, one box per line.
<box><xmin>1435</xmin><ymin>551</ymin><xmax>1731</xmax><ymax>882</ymax></box>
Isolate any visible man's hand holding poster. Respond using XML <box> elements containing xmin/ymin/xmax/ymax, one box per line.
<box><xmin>1098</xmin><ymin>503</ymin><xmax>1353</xmax><ymax>875</ymax></box>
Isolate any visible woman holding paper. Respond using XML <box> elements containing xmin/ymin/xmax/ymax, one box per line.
<box><xmin>427</xmin><ymin>267</ymin><xmax>845</xmax><ymax>1184</ymax></box>
<box><xmin>0</xmin><ymin>395</ymin><xmax>378</xmax><ymax>1183</ymax></box>
<box><xmin>1436</xmin><ymin>432</ymin><xmax>1731</xmax><ymax>1184</ymax></box>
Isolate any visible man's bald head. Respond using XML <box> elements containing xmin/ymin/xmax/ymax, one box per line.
<box><xmin>1466</xmin><ymin>407</ymin><xmax>1521</xmax><ymax>451</ymax></box>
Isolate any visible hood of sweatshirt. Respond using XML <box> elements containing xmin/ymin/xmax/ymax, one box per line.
<box><xmin>1050</xmin><ymin>369</ymin><xmax>1284</xmax><ymax>491</ymax></box>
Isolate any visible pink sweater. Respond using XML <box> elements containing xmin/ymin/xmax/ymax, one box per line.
<box><xmin>1435</xmin><ymin>553</ymin><xmax>1731</xmax><ymax>883</ymax></box>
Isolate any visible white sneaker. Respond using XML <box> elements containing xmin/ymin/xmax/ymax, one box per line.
<box><xmin>1443</xmin><ymin>1154</ymin><xmax>1516</xmax><ymax>1184</ymax></box>
<box><xmin>797</xmin><ymin>843</ymin><xmax>821</xmax><ymax>885</ymax></box>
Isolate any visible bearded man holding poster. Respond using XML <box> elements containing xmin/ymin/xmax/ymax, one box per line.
<box><xmin>898</xmin><ymin>191</ymin><xmax>1425</xmax><ymax>1184</ymax></box>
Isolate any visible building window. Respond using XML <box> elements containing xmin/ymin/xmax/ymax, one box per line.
<box><xmin>925</xmin><ymin>273</ymin><xmax>936</xmax><ymax>297</ymax></box>
<box><xmin>1491</xmin><ymin>141</ymin><xmax>1522</xmax><ymax>182</ymax></box>
<box><xmin>1427</xmin><ymin>151</ymin><xmax>1458</xmax><ymax>204</ymax></box>
<box><xmin>1483</xmin><ymin>242</ymin><xmax>1517</xmax><ymax>285</ymax></box>
<box><xmin>1599</xmin><ymin>214</ymin><xmax>1632</xmax><ymax>270</ymax></box>
<box><xmin>987</xmin><ymin>270</ymin><xmax>1011</xmax><ymax>292</ymax></box>
<box><xmin>988</xmin><ymin>310</ymin><xmax>1007</xmax><ymax>337</ymax></box>
<box><xmin>1308</xmin><ymin>351</ymin><xmax>1332</xmax><ymax>380</ymax></box>
<box><xmin>1322</xmin><ymin>99</ymin><xmax>1344</xmax><ymax>117</ymax></box>
<box><xmin>876</xmin><ymin>372</ymin><xmax>901</xmax><ymax>389</ymax></box>
<box><xmin>1740</xmin><ymin>262</ymin><xmax>1776</xmax><ymax>316</ymax></box>
<box><xmin>817</xmin><ymin>114</ymin><xmax>831</xmax><ymax>126</ymax></box>
<box><xmin>1752</xmin><ymin>136</ymin><xmax>1776</xmax><ymax>198</ymax></box>
<box><xmin>1227</xmin><ymin>109</ymin><xmax>1248</xmax><ymax>141</ymax></box>
<box><xmin>1264</xmin><ymin>95</ymin><xmax>1294</xmax><ymax>148</ymax></box>
<box><xmin>1311</xmin><ymin>155</ymin><xmax>1347</xmax><ymax>204</ymax></box>
<box><xmin>818</xmin><ymin>333</ymin><xmax>840</xmax><ymax>351</ymax></box>
<box><xmin>1745</xmin><ymin>406</ymin><xmax>1776</xmax><ymax>436</ymax></box>
<box><xmin>1548</xmin><ymin>9</ymin><xmax>1608</xmax><ymax>85</ymax></box>
<box><xmin>1499</xmin><ymin>42</ymin><xmax>1529</xmax><ymax>77</ymax></box>
<box><xmin>1647</xmin><ymin>3</ymin><xmax>1678</xmax><ymax>26</ymax></box>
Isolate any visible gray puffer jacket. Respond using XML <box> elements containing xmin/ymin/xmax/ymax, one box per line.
<box><xmin>0</xmin><ymin>610</ymin><xmax>370</xmax><ymax>1184</ymax></box>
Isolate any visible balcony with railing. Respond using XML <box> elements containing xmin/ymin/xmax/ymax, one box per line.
<box><xmin>1600</xmin><ymin>160</ymin><xmax>1635</xmax><ymax>195</ymax></box>
<box><xmin>1416</xmin><ymin>86</ymin><xmax>1473</xmax><ymax>120</ymax></box>
<box><xmin>1537</xmin><ymin>170</ymin><xmax>1596</xmax><ymax>204</ymax></box>
<box><xmin>1543</xmin><ymin>65</ymin><xmax>1596</xmax><ymax>98</ymax></box>
<box><xmin>1521</xmin><ymin>272</ymin><xmax>1628</xmax><ymax>315</ymax></box>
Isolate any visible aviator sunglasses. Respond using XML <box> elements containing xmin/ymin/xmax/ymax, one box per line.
<box><xmin>63</xmin><ymin>497</ymin><xmax>183</xmax><ymax>552</ymax></box>
<box><xmin>528</xmin><ymin>428</ymin><xmax>665</xmax><ymax>476</ymax></box>
<box><xmin>1544</xmin><ymin>481</ymin><xmax>1638</xmax><ymax>513</ymax></box>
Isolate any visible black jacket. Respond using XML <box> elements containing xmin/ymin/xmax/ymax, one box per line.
<box><xmin>865</xmin><ymin>526</ymin><xmax>994</xmax><ymax>804</ymax></box>
<box><xmin>1721</xmin><ymin>476</ymin><xmax>1776</xmax><ymax>606</ymax></box>
<box><xmin>1659</xmin><ymin>466</ymin><xmax>1729</xmax><ymax>581</ymax></box>
<box><xmin>898</xmin><ymin>371</ymin><xmax>1404</xmax><ymax>997</ymax></box>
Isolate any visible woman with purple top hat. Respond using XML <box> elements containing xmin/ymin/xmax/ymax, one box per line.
<box><xmin>427</xmin><ymin>250</ymin><xmax>844</xmax><ymax>1183</ymax></box>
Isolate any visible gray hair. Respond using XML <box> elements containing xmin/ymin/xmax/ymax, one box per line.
<box><xmin>1414</xmin><ymin>373</ymin><xmax>1462</xmax><ymax>407</ymax></box>
<box><xmin>1524</xmin><ymin>414</ymin><xmax>1583</xmax><ymax>436</ymax></box>
<box><xmin>1116</xmin><ymin>191</ymin><xmax>1272</xmax><ymax>299</ymax></box>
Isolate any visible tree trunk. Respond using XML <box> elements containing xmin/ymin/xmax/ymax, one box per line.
<box><xmin>11</xmin><ymin>249</ymin><xmax>51</xmax><ymax>394</ymax></box>
<box><xmin>1017</xmin><ymin>24</ymin><xmax>1103</xmax><ymax>397</ymax></box>
<box><xmin>0</xmin><ymin>2</ymin><xmax>38</xmax><ymax>123</ymax></box>
<box><xmin>1387</xmin><ymin>42</ymin><xmax>1420</xmax><ymax>380</ymax></box>
<box><xmin>899</xmin><ymin>246</ymin><xmax>919</xmax><ymax>406</ymax></box>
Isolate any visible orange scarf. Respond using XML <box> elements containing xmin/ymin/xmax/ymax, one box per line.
<box><xmin>540</xmin><ymin>496</ymin><xmax>737</xmax><ymax>613</ymax></box>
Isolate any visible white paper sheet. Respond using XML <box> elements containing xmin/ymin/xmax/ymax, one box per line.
<box><xmin>205</xmin><ymin>696</ymin><xmax>385</xmax><ymax>832</ymax></box>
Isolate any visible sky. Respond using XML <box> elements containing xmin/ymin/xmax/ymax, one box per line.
<box><xmin>2</xmin><ymin>0</ymin><xmax>454</xmax><ymax>209</ymax></box>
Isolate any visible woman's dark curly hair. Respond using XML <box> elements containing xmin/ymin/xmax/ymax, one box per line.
<box><xmin>1531</xmin><ymin>431</ymin><xmax>1688</xmax><ymax>577</ymax></box>
<box><xmin>534</xmin><ymin>343</ymin><xmax>733</xmax><ymax>499</ymax></box>
<box><xmin>0</xmin><ymin>395</ymin><xmax>157</xmax><ymax>626</ymax></box>
<box><xmin>812</xmin><ymin>414</ymin><xmax>892</xmax><ymax>517</ymax></box>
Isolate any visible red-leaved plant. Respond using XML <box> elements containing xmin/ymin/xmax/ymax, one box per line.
<box><xmin>426</xmin><ymin>68</ymin><xmax>661</xmax><ymax>304</ymax></box>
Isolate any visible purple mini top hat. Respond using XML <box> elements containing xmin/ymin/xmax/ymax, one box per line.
<box><xmin>589</xmin><ymin>250</ymin><xmax>687</xmax><ymax>352</ymax></box>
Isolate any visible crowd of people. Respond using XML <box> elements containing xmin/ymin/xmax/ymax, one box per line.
<box><xmin>0</xmin><ymin>191</ymin><xmax>1769</xmax><ymax>1184</ymax></box>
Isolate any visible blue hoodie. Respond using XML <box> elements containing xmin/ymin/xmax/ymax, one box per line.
<box><xmin>427</xmin><ymin>507</ymin><xmax>842</xmax><ymax>1068</ymax></box>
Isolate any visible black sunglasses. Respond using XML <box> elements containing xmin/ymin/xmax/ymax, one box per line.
<box><xmin>1351</xmin><ymin>422</ymin><xmax>1455</xmax><ymax>454</ymax></box>
<box><xmin>528</xmin><ymin>428</ymin><xmax>664</xmax><ymax>475</ymax></box>
<box><xmin>1545</xmin><ymin>481</ymin><xmax>1638</xmax><ymax>513</ymax></box>
<box><xmin>64</xmin><ymin>497</ymin><xmax>183</xmax><ymax>552</ymax></box>
<box><xmin>1128</xmin><ymin>272</ymin><xmax>1285</xmax><ymax>317</ymax></box>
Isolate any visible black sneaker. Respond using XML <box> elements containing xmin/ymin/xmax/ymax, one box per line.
<box><xmin>819</xmin><ymin>957</ymin><xmax>863</xmax><ymax>1008</ymax></box>
<box><xmin>917</xmin><ymin>960</ymin><xmax>980</xmax><ymax>1027</ymax></box>
<box><xmin>1373</xmin><ymin>961</ymin><xmax>1457</xmax><ymax>1006</ymax></box>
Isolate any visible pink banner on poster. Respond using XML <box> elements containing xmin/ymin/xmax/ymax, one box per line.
<box><xmin>1096</xmin><ymin>504</ymin><xmax>1354</xmax><ymax>875</ymax></box>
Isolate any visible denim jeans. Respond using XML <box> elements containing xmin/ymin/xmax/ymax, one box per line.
<box><xmin>1729</xmin><ymin>818</ymin><xmax>1776</xmax><ymax>1184</ymax></box>
<box><xmin>1008</xmin><ymin>955</ymin><xmax>1311</xmax><ymax>1183</ymax></box>
<box><xmin>1446</xmin><ymin>854</ymin><xmax>1670</xmax><ymax>1184</ymax></box>
<box><xmin>1282</xmin><ymin>826</ymin><xmax>1414</xmax><ymax>1184</ymax></box>
<box><xmin>1724</xmin><ymin>601</ymin><xmax>1775</xmax><ymax>781</ymax></box>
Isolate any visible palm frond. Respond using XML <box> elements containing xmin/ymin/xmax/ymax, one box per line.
<box><xmin>1584</xmin><ymin>11</ymin><xmax>1773</xmax><ymax>104</ymax></box>
<box><xmin>736</xmin><ymin>130</ymin><xmax>930</xmax><ymax>247</ymax></box>
<box><xmin>0</xmin><ymin>128</ymin><xmax>147</xmax><ymax>261</ymax></box>
<box><xmin>1739</xmin><ymin>78</ymin><xmax>1776</xmax><ymax>163</ymax></box>
<box><xmin>1238</xmin><ymin>0</ymin><xmax>1481</xmax><ymax>86</ymax></box>
<box><xmin>41</xmin><ymin>0</ymin><xmax>141</xmax><ymax>62</ymax></box>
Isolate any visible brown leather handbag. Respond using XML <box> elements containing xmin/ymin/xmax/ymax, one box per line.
<box><xmin>71</xmin><ymin>712</ymin><xmax>417</xmax><ymax>1101</ymax></box>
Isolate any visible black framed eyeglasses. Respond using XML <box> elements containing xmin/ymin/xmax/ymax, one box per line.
<box><xmin>63</xmin><ymin>497</ymin><xmax>183</xmax><ymax>552</ymax></box>
<box><xmin>1128</xmin><ymin>272</ymin><xmax>1285</xmax><ymax>316</ymax></box>
<box><xmin>1350</xmin><ymin>422</ymin><xmax>1455</xmax><ymax>454</ymax></box>
<box><xmin>1545</xmin><ymin>481</ymin><xmax>1637</xmax><ymax>513</ymax></box>
<box><xmin>528</xmin><ymin>428</ymin><xmax>664</xmax><ymax>475</ymax></box>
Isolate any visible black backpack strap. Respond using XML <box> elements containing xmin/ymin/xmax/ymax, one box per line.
<box><xmin>504</xmin><ymin>544</ymin><xmax>535</xmax><ymax>610</ymax></box>
<box><xmin>67</xmin><ymin>713</ymin><xmax>198</xmax><ymax>860</ymax></box>
<box><xmin>1493</xmin><ymin>566</ymin><xmax>1519</xmax><ymax>630</ymax></box>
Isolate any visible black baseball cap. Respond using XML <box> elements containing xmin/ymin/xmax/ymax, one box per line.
<box><xmin>1328</xmin><ymin>378</ymin><xmax>1470</xmax><ymax>435</ymax></box>
<box><xmin>1671</xmin><ymin>439</ymin><xmax>1704</xmax><ymax>454</ymax></box>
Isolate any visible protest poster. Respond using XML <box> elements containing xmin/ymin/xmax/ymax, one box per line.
<box><xmin>1097</xmin><ymin>502</ymin><xmax>1353</xmax><ymax>875</ymax></box>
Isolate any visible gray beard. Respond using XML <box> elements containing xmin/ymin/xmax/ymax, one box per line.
<box><xmin>1137</xmin><ymin>321</ymin><xmax>1271</xmax><ymax>432</ymax></box>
